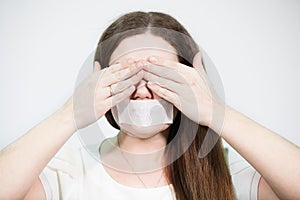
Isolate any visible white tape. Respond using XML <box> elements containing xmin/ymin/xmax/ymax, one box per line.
<box><xmin>116</xmin><ymin>99</ymin><xmax>173</xmax><ymax>127</ymax></box>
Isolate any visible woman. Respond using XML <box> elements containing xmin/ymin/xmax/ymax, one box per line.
<box><xmin>0</xmin><ymin>11</ymin><xmax>299</xmax><ymax>200</ymax></box>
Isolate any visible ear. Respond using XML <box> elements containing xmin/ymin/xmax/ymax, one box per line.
<box><xmin>192</xmin><ymin>52</ymin><xmax>204</xmax><ymax>73</ymax></box>
<box><xmin>94</xmin><ymin>61</ymin><xmax>101</xmax><ymax>72</ymax></box>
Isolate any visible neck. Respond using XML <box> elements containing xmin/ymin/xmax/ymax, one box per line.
<box><xmin>118</xmin><ymin>130</ymin><xmax>169</xmax><ymax>154</ymax></box>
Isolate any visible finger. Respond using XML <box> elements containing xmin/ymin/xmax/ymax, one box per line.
<box><xmin>143</xmin><ymin>71</ymin><xmax>182</xmax><ymax>93</ymax></box>
<box><xmin>102</xmin><ymin>86</ymin><xmax>111</xmax><ymax>98</ymax></box>
<box><xmin>147</xmin><ymin>56</ymin><xmax>190</xmax><ymax>73</ymax></box>
<box><xmin>144</xmin><ymin>63</ymin><xmax>186</xmax><ymax>83</ymax></box>
<box><xmin>192</xmin><ymin>52</ymin><xmax>205</xmax><ymax>73</ymax></box>
<box><xmin>111</xmin><ymin>70</ymin><xmax>144</xmax><ymax>94</ymax></box>
<box><xmin>105</xmin><ymin>85</ymin><xmax>136</xmax><ymax>108</ymax></box>
<box><xmin>147</xmin><ymin>82</ymin><xmax>181</xmax><ymax>109</ymax></box>
<box><xmin>101</xmin><ymin>62</ymin><xmax>143</xmax><ymax>87</ymax></box>
<box><xmin>107</xmin><ymin>58</ymin><xmax>135</xmax><ymax>73</ymax></box>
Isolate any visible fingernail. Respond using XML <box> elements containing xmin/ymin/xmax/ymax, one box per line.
<box><xmin>149</xmin><ymin>56</ymin><xmax>158</xmax><ymax>63</ymax></box>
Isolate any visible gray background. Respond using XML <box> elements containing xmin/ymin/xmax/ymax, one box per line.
<box><xmin>1</xmin><ymin>0</ymin><xmax>299</xmax><ymax>154</ymax></box>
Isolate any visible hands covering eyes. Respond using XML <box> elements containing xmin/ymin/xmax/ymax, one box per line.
<box><xmin>144</xmin><ymin>53</ymin><xmax>220</xmax><ymax>126</ymax></box>
<box><xmin>73</xmin><ymin>59</ymin><xmax>144</xmax><ymax>129</ymax></box>
<box><xmin>73</xmin><ymin>52</ymin><xmax>221</xmax><ymax>129</ymax></box>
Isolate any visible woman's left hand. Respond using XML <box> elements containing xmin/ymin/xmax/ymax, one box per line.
<box><xmin>144</xmin><ymin>53</ymin><xmax>222</xmax><ymax>127</ymax></box>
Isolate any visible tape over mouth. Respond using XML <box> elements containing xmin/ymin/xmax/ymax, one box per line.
<box><xmin>116</xmin><ymin>99</ymin><xmax>173</xmax><ymax>127</ymax></box>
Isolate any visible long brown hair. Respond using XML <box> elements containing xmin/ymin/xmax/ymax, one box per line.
<box><xmin>94</xmin><ymin>11</ymin><xmax>235</xmax><ymax>200</ymax></box>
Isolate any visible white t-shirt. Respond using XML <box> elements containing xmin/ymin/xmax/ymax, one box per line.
<box><xmin>39</xmin><ymin>143</ymin><xmax>261</xmax><ymax>200</ymax></box>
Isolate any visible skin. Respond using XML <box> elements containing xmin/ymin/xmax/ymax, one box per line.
<box><xmin>101</xmin><ymin>34</ymin><xmax>179</xmax><ymax>187</ymax></box>
<box><xmin>0</xmin><ymin>33</ymin><xmax>299</xmax><ymax>199</ymax></box>
<box><xmin>0</xmin><ymin>49</ymin><xmax>142</xmax><ymax>198</ymax></box>
<box><xmin>109</xmin><ymin>33</ymin><xmax>179</xmax><ymax>154</ymax></box>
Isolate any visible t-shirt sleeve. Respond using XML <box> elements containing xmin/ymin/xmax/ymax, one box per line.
<box><xmin>228</xmin><ymin>148</ymin><xmax>262</xmax><ymax>200</ymax></box>
<box><xmin>38</xmin><ymin>145</ymin><xmax>84</xmax><ymax>200</ymax></box>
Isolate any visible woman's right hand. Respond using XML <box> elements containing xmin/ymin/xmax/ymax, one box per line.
<box><xmin>0</xmin><ymin>60</ymin><xmax>145</xmax><ymax>199</ymax></box>
<box><xmin>72</xmin><ymin>59</ymin><xmax>144</xmax><ymax>129</ymax></box>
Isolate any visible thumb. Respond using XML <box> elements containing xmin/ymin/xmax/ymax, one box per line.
<box><xmin>94</xmin><ymin>61</ymin><xmax>102</xmax><ymax>72</ymax></box>
<box><xmin>192</xmin><ymin>52</ymin><xmax>204</xmax><ymax>73</ymax></box>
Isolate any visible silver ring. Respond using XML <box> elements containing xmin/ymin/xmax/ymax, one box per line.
<box><xmin>110</xmin><ymin>85</ymin><xmax>114</xmax><ymax>96</ymax></box>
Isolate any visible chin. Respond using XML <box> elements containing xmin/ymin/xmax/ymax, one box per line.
<box><xmin>120</xmin><ymin>124</ymin><xmax>170</xmax><ymax>139</ymax></box>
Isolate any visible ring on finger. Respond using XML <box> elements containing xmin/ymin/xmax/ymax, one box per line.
<box><xmin>110</xmin><ymin>84</ymin><xmax>114</xmax><ymax>96</ymax></box>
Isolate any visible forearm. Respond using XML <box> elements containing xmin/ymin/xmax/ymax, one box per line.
<box><xmin>212</xmin><ymin>105</ymin><xmax>300</xmax><ymax>199</ymax></box>
<box><xmin>0</xmin><ymin>98</ymin><xmax>76</xmax><ymax>199</ymax></box>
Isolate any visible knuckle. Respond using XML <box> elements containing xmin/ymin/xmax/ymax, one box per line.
<box><xmin>114</xmin><ymin>71</ymin><xmax>123</xmax><ymax>81</ymax></box>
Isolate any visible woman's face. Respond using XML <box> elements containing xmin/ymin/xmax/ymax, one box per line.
<box><xmin>109</xmin><ymin>33</ymin><xmax>179</xmax><ymax>138</ymax></box>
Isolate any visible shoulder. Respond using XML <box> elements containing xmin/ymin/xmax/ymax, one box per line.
<box><xmin>228</xmin><ymin>148</ymin><xmax>261</xmax><ymax>200</ymax></box>
<box><xmin>39</xmin><ymin>145</ymin><xmax>85</xmax><ymax>199</ymax></box>
<box><xmin>48</xmin><ymin>145</ymin><xmax>84</xmax><ymax>177</ymax></box>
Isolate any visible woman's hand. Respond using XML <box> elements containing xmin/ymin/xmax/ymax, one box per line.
<box><xmin>73</xmin><ymin>59</ymin><xmax>144</xmax><ymax>129</ymax></box>
<box><xmin>144</xmin><ymin>53</ymin><xmax>222</xmax><ymax>127</ymax></box>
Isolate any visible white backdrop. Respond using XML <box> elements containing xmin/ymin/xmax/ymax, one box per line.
<box><xmin>1</xmin><ymin>0</ymin><xmax>299</xmax><ymax>153</ymax></box>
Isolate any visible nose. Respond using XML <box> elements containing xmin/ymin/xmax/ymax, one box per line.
<box><xmin>131</xmin><ymin>79</ymin><xmax>153</xmax><ymax>100</ymax></box>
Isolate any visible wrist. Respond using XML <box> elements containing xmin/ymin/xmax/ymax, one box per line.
<box><xmin>54</xmin><ymin>97</ymin><xmax>77</xmax><ymax>134</ymax></box>
<box><xmin>207</xmin><ymin>102</ymin><xmax>230</xmax><ymax>135</ymax></box>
